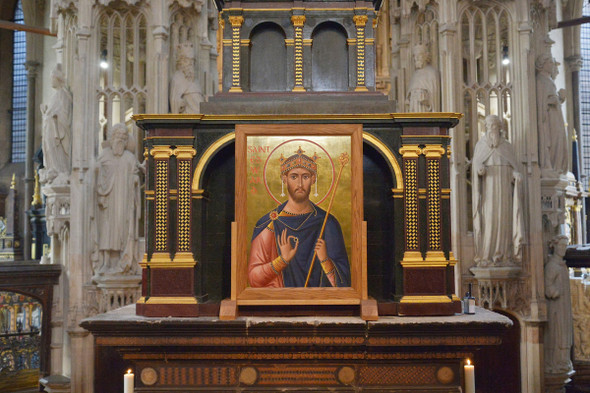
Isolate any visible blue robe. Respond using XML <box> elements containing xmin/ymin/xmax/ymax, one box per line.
<box><xmin>251</xmin><ymin>201</ymin><xmax>350</xmax><ymax>287</ymax></box>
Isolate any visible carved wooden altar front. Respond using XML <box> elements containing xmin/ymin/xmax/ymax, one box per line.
<box><xmin>82</xmin><ymin>304</ymin><xmax>511</xmax><ymax>393</ymax></box>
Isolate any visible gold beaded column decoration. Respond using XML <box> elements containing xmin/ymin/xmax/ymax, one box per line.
<box><xmin>399</xmin><ymin>145</ymin><xmax>422</xmax><ymax>264</ymax></box>
<box><xmin>173</xmin><ymin>146</ymin><xmax>197</xmax><ymax>263</ymax></box>
<box><xmin>353</xmin><ymin>14</ymin><xmax>368</xmax><ymax>92</ymax></box>
<box><xmin>150</xmin><ymin>146</ymin><xmax>174</xmax><ymax>262</ymax></box>
<box><xmin>291</xmin><ymin>15</ymin><xmax>306</xmax><ymax>92</ymax></box>
<box><xmin>229</xmin><ymin>15</ymin><xmax>244</xmax><ymax>92</ymax></box>
<box><xmin>422</xmin><ymin>145</ymin><xmax>446</xmax><ymax>262</ymax></box>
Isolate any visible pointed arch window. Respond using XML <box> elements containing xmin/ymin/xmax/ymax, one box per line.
<box><xmin>11</xmin><ymin>0</ymin><xmax>27</xmax><ymax>163</ymax></box>
<box><xmin>96</xmin><ymin>7</ymin><xmax>147</xmax><ymax>153</ymax></box>
<box><xmin>460</xmin><ymin>5</ymin><xmax>513</xmax><ymax>159</ymax></box>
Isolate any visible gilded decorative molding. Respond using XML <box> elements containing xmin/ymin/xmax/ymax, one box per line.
<box><xmin>150</xmin><ymin>145</ymin><xmax>174</xmax><ymax>160</ymax></box>
<box><xmin>353</xmin><ymin>15</ymin><xmax>368</xmax><ymax>26</ymax></box>
<box><xmin>353</xmin><ymin>15</ymin><xmax>368</xmax><ymax>91</ymax></box>
<box><xmin>422</xmin><ymin>145</ymin><xmax>445</xmax><ymax>158</ymax></box>
<box><xmin>399</xmin><ymin>145</ymin><xmax>422</xmax><ymax>158</ymax></box>
<box><xmin>291</xmin><ymin>15</ymin><xmax>306</xmax><ymax>26</ymax></box>
<box><xmin>363</xmin><ymin>132</ymin><xmax>403</xmax><ymax>189</ymax></box>
<box><xmin>173</xmin><ymin>146</ymin><xmax>197</xmax><ymax>160</ymax></box>
<box><xmin>192</xmin><ymin>132</ymin><xmax>236</xmax><ymax>192</ymax></box>
<box><xmin>145</xmin><ymin>296</ymin><xmax>198</xmax><ymax>304</ymax></box>
<box><xmin>172</xmin><ymin>252</ymin><xmax>196</xmax><ymax>264</ymax></box>
<box><xmin>149</xmin><ymin>252</ymin><xmax>172</xmax><ymax>263</ymax></box>
<box><xmin>292</xmin><ymin>15</ymin><xmax>306</xmax><ymax>92</ymax></box>
<box><xmin>148</xmin><ymin>261</ymin><xmax>196</xmax><ymax>268</ymax></box>
<box><xmin>401</xmin><ymin>258</ymin><xmax>448</xmax><ymax>267</ymax></box>
<box><xmin>228</xmin><ymin>15</ymin><xmax>244</xmax><ymax>26</ymax></box>
<box><xmin>228</xmin><ymin>16</ymin><xmax>244</xmax><ymax>92</ymax></box>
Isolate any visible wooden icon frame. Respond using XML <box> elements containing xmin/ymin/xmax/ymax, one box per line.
<box><xmin>231</xmin><ymin>123</ymin><xmax>366</xmax><ymax>307</ymax></box>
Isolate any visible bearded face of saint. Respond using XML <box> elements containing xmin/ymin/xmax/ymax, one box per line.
<box><xmin>283</xmin><ymin>167</ymin><xmax>315</xmax><ymax>204</ymax></box>
<box><xmin>485</xmin><ymin>118</ymin><xmax>502</xmax><ymax>148</ymax></box>
<box><xmin>179</xmin><ymin>58</ymin><xmax>195</xmax><ymax>80</ymax></box>
<box><xmin>111</xmin><ymin>132</ymin><xmax>128</xmax><ymax>156</ymax></box>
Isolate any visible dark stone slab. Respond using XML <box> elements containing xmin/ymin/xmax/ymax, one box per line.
<box><xmin>201</xmin><ymin>91</ymin><xmax>396</xmax><ymax>115</ymax></box>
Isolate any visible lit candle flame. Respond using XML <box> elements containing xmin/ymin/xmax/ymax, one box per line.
<box><xmin>127</xmin><ymin>369</ymin><xmax>133</xmax><ymax>374</ymax></box>
<box><xmin>466</xmin><ymin>359</ymin><xmax>471</xmax><ymax>366</ymax></box>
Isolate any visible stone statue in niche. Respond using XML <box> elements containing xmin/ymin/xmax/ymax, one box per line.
<box><xmin>536</xmin><ymin>53</ymin><xmax>568</xmax><ymax>175</ymax></box>
<box><xmin>406</xmin><ymin>43</ymin><xmax>440</xmax><ymax>112</ymax></box>
<box><xmin>472</xmin><ymin>115</ymin><xmax>524</xmax><ymax>267</ymax></box>
<box><xmin>92</xmin><ymin>123</ymin><xmax>141</xmax><ymax>278</ymax></box>
<box><xmin>170</xmin><ymin>42</ymin><xmax>204</xmax><ymax>114</ymax></box>
<box><xmin>40</xmin><ymin>64</ymin><xmax>72</xmax><ymax>184</ymax></box>
<box><xmin>544</xmin><ymin>234</ymin><xmax>573</xmax><ymax>374</ymax></box>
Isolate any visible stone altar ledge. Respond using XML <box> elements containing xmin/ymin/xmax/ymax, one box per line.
<box><xmin>81</xmin><ymin>303</ymin><xmax>511</xmax><ymax>333</ymax></box>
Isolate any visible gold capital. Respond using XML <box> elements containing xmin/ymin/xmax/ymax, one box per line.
<box><xmin>173</xmin><ymin>146</ymin><xmax>197</xmax><ymax>160</ymax></box>
<box><xmin>399</xmin><ymin>145</ymin><xmax>423</xmax><ymax>158</ymax></box>
<box><xmin>422</xmin><ymin>145</ymin><xmax>446</xmax><ymax>158</ymax></box>
<box><xmin>291</xmin><ymin>15</ymin><xmax>306</xmax><ymax>26</ymax></box>
<box><xmin>150</xmin><ymin>145</ymin><xmax>174</xmax><ymax>160</ymax></box>
<box><xmin>353</xmin><ymin>15</ymin><xmax>368</xmax><ymax>27</ymax></box>
<box><xmin>229</xmin><ymin>16</ymin><xmax>244</xmax><ymax>27</ymax></box>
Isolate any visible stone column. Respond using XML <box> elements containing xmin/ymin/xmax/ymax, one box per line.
<box><xmin>150</xmin><ymin>0</ymin><xmax>169</xmax><ymax>113</ymax></box>
<box><xmin>24</xmin><ymin>61</ymin><xmax>40</xmax><ymax>260</ymax></box>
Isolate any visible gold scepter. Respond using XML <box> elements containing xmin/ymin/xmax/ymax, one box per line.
<box><xmin>304</xmin><ymin>152</ymin><xmax>350</xmax><ymax>288</ymax></box>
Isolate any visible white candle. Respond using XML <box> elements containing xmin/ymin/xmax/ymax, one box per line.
<box><xmin>464</xmin><ymin>359</ymin><xmax>475</xmax><ymax>393</ymax></box>
<box><xmin>124</xmin><ymin>369</ymin><xmax>134</xmax><ymax>393</ymax></box>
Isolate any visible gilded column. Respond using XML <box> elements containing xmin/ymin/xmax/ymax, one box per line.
<box><xmin>291</xmin><ymin>15</ymin><xmax>306</xmax><ymax>92</ymax></box>
<box><xmin>150</xmin><ymin>146</ymin><xmax>174</xmax><ymax>262</ymax></box>
<box><xmin>229</xmin><ymin>15</ymin><xmax>244</xmax><ymax>92</ymax></box>
<box><xmin>173</xmin><ymin>146</ymin><xmax>197</xmax><ymax>263</ymax></box>
<box><xmin>399</xmin><ymin>145</ymin><xmax>422</xmax><ymax>264</ymax></box>
<box><xmin>353</xmin><ymin>15</ymin><xmax>368</xmax><ymax>92</ymax></box>
<box><xmin>422</xmin><ymin>145</ymin><xmax>446</xmax><ymax>262</ymax></box>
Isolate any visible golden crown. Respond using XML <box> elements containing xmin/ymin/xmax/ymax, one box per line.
<box><xmin>279</xmin><ymin>147</ymin><xmax>319</xmax><ymax>176</ymax></box>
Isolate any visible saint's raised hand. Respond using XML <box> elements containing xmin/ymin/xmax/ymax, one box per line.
<box><xmin>278</xmin><ymin>229</ymin><xmax>299</xmax><ymax>263</ymax></box>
